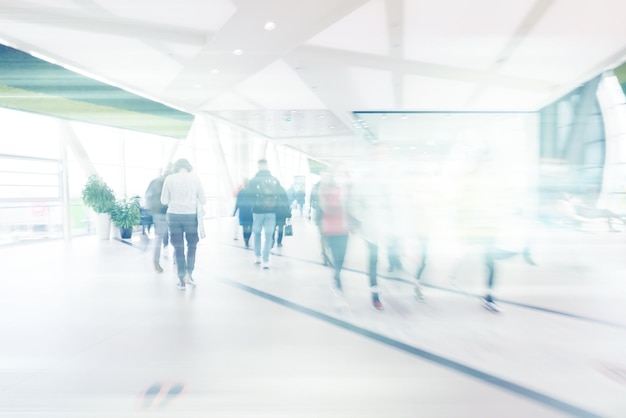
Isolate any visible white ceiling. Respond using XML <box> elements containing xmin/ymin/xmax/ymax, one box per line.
<box><xmin>1</xmin><ymin>0</ymin><xmax>625</xmax><ymax>162</ymax></box>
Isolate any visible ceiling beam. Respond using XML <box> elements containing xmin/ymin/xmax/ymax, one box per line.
<box><xmin>288</xmin><ymin>45</ymin><xmax>558</xmax><ymax>93</ymax></box>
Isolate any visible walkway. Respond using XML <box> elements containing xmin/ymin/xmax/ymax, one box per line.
<box><xmin>1</xmin><ymin>215</ymin><xmax>625</xmax><ymax>417</ymax></box>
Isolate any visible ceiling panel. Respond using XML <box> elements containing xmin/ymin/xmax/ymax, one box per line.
<box><xmin>232</xmin><ymin>59</ymin><xmax>326</xmax><ymax>110</ymax></box>
<box><xmin>402</xmin><ymin>74</ymin><xmax>477</xmax><ymax>110</ymax></box>
<box><xmin>91</xmin><ymin>0</ymin><xmax>236</xmax><ymax>32</ymax></box>
<box><xmin>499</xmin><ymin>0</ymin><xmax>626</xmax><ymax>83</ymax></box>
<box><xmin>5</xmin><ymin>0</ymin><xmax>84</xmax><ymax>12</ymax></box>
<box><xmin>0</xmin><ymin>0</ymin><xmax>625</xmax><ymax>163</ymax></box>
<box><xmin>306</xmin><ymin>0</ymin><xmax>388</xmax><ymax>55</ymax></box>
<box><xmin>345</xmin><ymin>66</ymin><xmax>394</xmax><ymax>109</ymax></box>
<box><xmin>469</xmin><ymin>85</ymin><xmax>552</xmax><ymax>111</ymax></box>
<box><xmin>403</xmin><ymin>0</ymin><xmax>537</xmax><ymax>70</ymax></box>
<box><xmin>0</xmin><ymin>44</ymin><xmax>194</xmax><ymax>139</ymax></box>
<box><xmin>209</xmin><ymin>109</ymin><xmax>352</xmax><ymax>140</ymax></box>
<box><xmin>0</xmin><ymin>21</ymin><xmax>185</xmax><ymax>95</ymax></box>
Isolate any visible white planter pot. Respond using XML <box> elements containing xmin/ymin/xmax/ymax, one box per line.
<box><xmin>96</xmin><ymin>213</ymin><xmax>111</xmax><ymax>240</ymax></box>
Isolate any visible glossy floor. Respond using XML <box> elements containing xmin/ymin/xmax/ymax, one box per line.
<box><xmin>0</xmin><ymin>216</ymin><xmax>625</xmax><ymax>417</ymax></box>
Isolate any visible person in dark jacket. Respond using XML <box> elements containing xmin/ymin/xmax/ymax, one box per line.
<box><xmin>233</xmin><ymin>179</ymin><xmax>254</xmax><ymax>248</ymax></box>
<box><xmin>272</xmin><ymin>187</ymin><xmax>292</xmax><ymax>248</ymax></box>
<box><xmin>295</xmin><ymin>186</ymin><xmax>306</xmax><ymax>216</ymax></box>
<box><xmin>249</xmin><ymin>159</ymin><xmax>281</xmax><ymax>269</ymax></box>
<box><xmin>144</xmin><ymin>165</ymin><xmax>172</xmax><ymax>272</ymax></box>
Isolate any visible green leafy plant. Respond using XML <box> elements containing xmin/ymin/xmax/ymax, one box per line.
<box><xmin>110</xmin><ymin>197</ymin><xmax>141</xmax><ymax>229</ymax></box>
<box><xmin>81</xmin><ymin>174</ymin><xmax>116</xmax><ymax>214</ymax></box>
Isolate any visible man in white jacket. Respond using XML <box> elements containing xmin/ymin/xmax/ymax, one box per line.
<box><xmin>160</xmin><ymin>158</ymin><xmax>206</xmax><ymax>290</ymax></box>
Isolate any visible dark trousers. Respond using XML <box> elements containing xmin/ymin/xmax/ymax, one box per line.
<box><xmin>485</xmin><ymin>248</ymin><xmax>495</xmax><ymax>290</ymax></box>
<box><xmin>326</xmin><ymin>234</ymin><xmax>348</xmax><ymax>289</ymax></box>
<box><xmin>242</xmin><ymin>224</ymin><xmax>252</xmax><ymax>246</ymax></box>
<box><xmin>167</xmin><ymin>213</ymin><xmax>199</xmax><ymax>280</ymax></box>
<box><xmin>150</xmin><ymin>212</ymin><xmax>168</xmax><ymax>264</ymax></box>
<box><xmin>366</xmin><ymin>241</ymin><xmax>379</xmax><ymax>289</ymax></box>
<box><xmin>387</xmin><ymin>237</ymin><xmax>403</xmax><ymax>271</ymax></box>
<box><xmin>273</xmin><ymin>223</ymin><xmax>284</xmax><ymax>247</ymax></box>
<box><xmin>476</xmin><ymin>237</ymin><xmax>496</xmax><ymax>292</ymax></box>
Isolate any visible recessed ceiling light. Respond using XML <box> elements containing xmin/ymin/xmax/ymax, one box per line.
<box><xmin>233</xmin><ymin>49</ymin><xmax>243</xmax><ymax>55</ymax></box>
<box><xmin>210</xmin><ymin>68</ymin><xmax>220</xmax><ymax>75</ymax></box>
<box><xmin>264</xmin><ymin>21</ymin><xmax>276</xmax><ymax>31</ymax></box>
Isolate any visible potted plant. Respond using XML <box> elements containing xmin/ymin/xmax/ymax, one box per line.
<box><xmin>81</xmin><ymin>174</ymin><xmax>116</xmax><ymax>239</ymax></box>
<box><xmin>110</xmin><ymin>197</ymin><xmax>141</xmax><ymax>239</ymax></box>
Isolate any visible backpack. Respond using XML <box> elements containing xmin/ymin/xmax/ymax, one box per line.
<box><xmin>255</xmin><ymin>176</ymin><xmax>281</xmax><ymax>211</ymax></box>
<box><xmin>145</xmin><ymin>177</ymin><xmax>167</xmax><ymax>213</ymax></box>
<box><xmin>276</xmin><ymin>190</ymin><xmax>292</xmax><ymax>219</ymax></box>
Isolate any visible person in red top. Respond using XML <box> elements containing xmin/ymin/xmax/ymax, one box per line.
<box><xmin>319</xmin><ymin>165</ymin><xmax>351</xmax><ymax>296</ymax></box>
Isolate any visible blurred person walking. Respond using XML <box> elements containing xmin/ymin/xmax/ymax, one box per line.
<box><xmin>273</xmin><ymin>186</ymin><xmax>292</xmax><ymax>248</ymax></box>
<box><xmin>295</xmin><ymin>186</ymin><xmax>306</xmax><ymax>216</ymax></box>
<box><xmin>233</xmin><ymin>179</ymin><xmax>254</xmax><ymax>248</ymax></box>
<box><xmin>249</xmin><ymin>159</ymin><xmax>282</xmax><ymax>269</ymax></box>
<box><xmin>144</xmin><ymin>164</ymin><xmax>172</xmax><ymax>272</ymax></box>
<box><xmin>349</xmin><ymin>144</ymin><xmax>406</xmax><ymax>311</ymax></box>
<box><xmin>160</xmin><ymin>158</ymin><xmax>206</xmax><ymax>290</ymax></box>
<box><xmin>319</xmin><ymin>166</ymin><xmax>351</xmax><ymax>300</ymax></box>
<box><xmin>310</xmin><ymin>172</ymin><xmax>333</xmax><ymax>266</ymax></box>
<box><xmin>447</xmin><ymin>142</ymin><xmax>535</xmax><ymax>312</ymax></box>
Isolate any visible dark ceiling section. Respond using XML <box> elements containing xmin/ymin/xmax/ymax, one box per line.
<box><xmin>0</xmin><ymin>44</ymin><xmax>194</xmax><ymax>139</ymax></box>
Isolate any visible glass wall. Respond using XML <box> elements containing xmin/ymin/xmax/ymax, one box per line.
<box><xmin>597</xmin><ymin>72</ymin><xmax>626</xmax><ymax>213</ymax></box>
<box><xmin>350</xmin><ymin>111</ymin><xmax>540</xmax><ymax>253</ymax></box>
<box><xmin>0</xmin><ymin>154</ymin><xmax>63</xmax><ymax>244</ymax></box>
<box><xmin>0</xmin><ymin>108</ymin><xmax>313</xmax><ymax>245</ymax></box>
<box><xmin>538</xmin><ymin>77</ymin><xmax>605</xmax><ymax>203</ymax></box>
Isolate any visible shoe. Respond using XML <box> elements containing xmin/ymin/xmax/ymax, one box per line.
<box><xmin>371</xmin><ymin>289</ymin><xmax>383</xmax><ymax>311</ymax></box>
<box><xmin>177</xmin><ymin>281</ymin><xmax>186</xmax><ymax>291</ymax></box>
<box><xmin>245</xmin><ymin>241</ymin><xmax>250</xmax><ymax>248</ymax></box>
<box><xmin>330</xmin><ymin>284</ymin><xmax>343</xmax><ymax>297</ymax></box>
<box><xmin>483</xmin><ymin>295</ymin><xmax>500</xmax><ymax>312</ymax></box>
<box><xmin>522</xmin><ymin>247</ymin><xmax>536</xmax><ymax>265</ymax></box>
<box><xmin>154</xmin><ymin>262</ymin><xmax>163</xmax><ymax>273</ymax></box>
<box><xmin>277</xmin><ymin>243</ymin><xmax>283</xmax><ymax>248</ymax></box>
<box><xmin>261</xmin><ymin>261</ymin><xmax>270</xmax><ymax>269</ymax></box>
<box><xmin>254</xmin><ymin>256</ymin><xmax>261</xmax><ymax>265</ymax></box>
<box><xmin>186</xmin><ymin>274</ymin><xmax>196</xmax><ymax>286</ymax></box>
<box><xmin>414</xmin><ymin>283</ymin><xmax>424</xmax><ymax>300</ymax></box>
<box><xmin>330</xmin><ymin>286</ymin><xmax>349</xmax><ymax>309</ymax></box>
<box><xmin>332</xmin><ymin>274</ymin><xmax>342</xmax><ymax>292</ymax></box>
